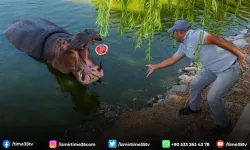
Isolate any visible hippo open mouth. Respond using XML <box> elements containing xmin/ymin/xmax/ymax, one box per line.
<box><xmin>76</xmin><ymin>60</ymin><xmax>104</xmax><ymax>85</ymax></box>
<box><xmin>71</xmin><ymin>32</ymin><xmax>104</xmax><ymax>85</ymax></box>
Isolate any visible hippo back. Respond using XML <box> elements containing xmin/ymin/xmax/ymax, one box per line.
<box><xmin>4</xmin><ymin>18</ymin><xmax>68</xmax><ymax>59</ymax></box>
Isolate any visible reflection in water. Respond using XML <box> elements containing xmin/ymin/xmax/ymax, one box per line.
<box><xmin>47</xmin><ymin>65</ymin><xmax>101</xmax><ymax>114</ymax></box>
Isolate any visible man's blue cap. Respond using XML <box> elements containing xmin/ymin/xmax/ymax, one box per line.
<box><xmin>168</xmin><ymin>20</ymin><xmax>191</xmax><ymax>33</ymax></box>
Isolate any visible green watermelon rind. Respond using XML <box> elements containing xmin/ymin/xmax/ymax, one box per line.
<box><xmin>95</xmin><ymin>44</ymin><xmax>108</xmax><ymax>56</ymax></box>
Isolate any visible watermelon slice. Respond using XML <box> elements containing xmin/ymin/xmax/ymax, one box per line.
<box><xmin>95</xmin><ymin>44</ymin><xmax>108</xmax><ymax>56</ymax></box>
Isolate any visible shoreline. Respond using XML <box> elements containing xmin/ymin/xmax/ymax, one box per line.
<box><xmin>64</xmin><ymin>25</ymin><xmax>250</xmax><ymax>144</ymax></box>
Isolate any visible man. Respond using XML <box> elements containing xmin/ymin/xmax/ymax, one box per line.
<box><xmin>145</xmin><ymin>20</ymin><xmax>247</xmax><ymax>134</ymax></box>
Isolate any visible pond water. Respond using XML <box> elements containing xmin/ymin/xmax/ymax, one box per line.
<box><xmin>0</xmin><ymin>0</ymin><xmax>249</xmax><ymax>140</ymax></box>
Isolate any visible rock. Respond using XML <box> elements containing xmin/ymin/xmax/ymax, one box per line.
<box><xmin>240</xmin><ymin>29</ymin><xmax>248</xmax><ymax>34</ymax></box>
<box><xmin>178</xmin><ymin>74</ymin><xmax>191</xmax><ymax>80</ymax></box>
<box><xmin>247</xmin><ymin>25</ymin><xmax>250</xmax><ymax>29</ymax></box>
<box><xmin>147</xmin><ymin>97</ymin><xmax>156</xmax><ymax>104</ymax></box>
<box><xmin>228</xmin><ymin>88</ymin><xmax>244</xmax><ymax>95</ymax></box>
<box><xmin>189</xmin><ymin>62</ymin><xmax>194</xmax><ymax>67</ymax></box>
<box><xmin>232</xmin><ymin>88</ymin><xmax>244</xmax><ymax>93</ymax></box>
<box><xmin>246</xmin><ymin>54</ymin><xmax>250</xmax><ymax>63</ymax></box>
<box><xmin>178</xmin><ymin>75</ymin><xmax>185</xmax><ymax>80</ymax></box>
<box><xmin>189</xmin><ymin>71</ymin><xmax>196</xmax><ymax>76</ymax></box>
<box><xmin>156</xmin><ymin>94</ymin><xmax>164</xmax><ymax>100</ymax></box>
<box><xmin>183</xmin><ymin>67</ymin><xmax>197</xmax><ymax>72</ymax></box>
<box><xmin>179</xmin><ymin>79</ymin><xmax>186</xmax><ymax>85</ymax></box>
<box><xmin>178</xmin><ymin>69</ymin><xmax>183</xmax><ymax>73</ymax></box>
<box><xmin>178</xmin><ymin>75</ymin><xmax>195</xmax><ymax>84</ymax></box>
<box><xmin>235</xmin><ymin>103</ymin><xmax>244</xmax><ymax>113</ymax></box>
<box><xmin>152</xmin><ymin>103</ymin><xmax>160</xmax><ymax>107</ymax></box>
<box><xmin>232</xmin><ymin>39</ymin><xmax>249</xmax><ymax>47</ymax></box>
<box><xmin>225</xmin><ymin>102</ymin><xmax>233</xmax><ymax>109</ymax></box>
<box><xmin>157</xmin><ymin>99</ymin><xmax>163</xmax><ymax>103</ymax></box>
<box><xmin>243</xmin><ymin>72</ymin><xmax>250</xmax><ymax>77</ymax></box>
<box><xmin>153</xmin><ymin>99</ymin><xmax>163</xmax><ymax>107</ymax></box>
<box><xmin>153</xmin><ymin>96</ymin><xmax>172</xmax><ymax>107</ymax></box>
<box><xmin>168</xmin><ymin>94</ymin><xmax>183</xmax><ymax>102</ymax></box>
<box><xmin>179</xmin><ymin>67</ymin><xmax>197</xmax><ymax>75</ymax></box>
<box><xmin>247</xmin><ymin>25</ymin><xmax>250</xmax><ymax>35</ymax></box>
<box><xmin>233</xmin><ymin>34</ymin><xmax>245</xmax><ymax>40</ymax></box>
<box><xmin>163</xmin><ymin>96</ymin><xmax>171</xmax><ymax>106</ymax></box>
<box><xmin>164</xmin><ymin>86</ymin><xmax>174</xmax><ymax>92</ymax></box>
<box><xmin>243</xmin><ymin>81</ymin><xmax>250</xmax><ymax>87</ymax></box>
<box><xmin>225</xmin><ymin>36</ymin><xmax>234</xmax><ymax>41</ymax></box>
<box><xmin>147</xmin><ymin>95</ymin><xmax>164</xmax><ymax>106</ymax></box>
<box><xmin>168</xmin><ymin>84</ymin><xmax>187</xmax><ymax>93</ymax></box>
<box><xmin>152</xmin><ymin>102</ymin><xmax>157</xmax><ymax>107</ymax></box>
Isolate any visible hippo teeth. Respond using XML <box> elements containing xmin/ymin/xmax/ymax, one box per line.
<box><xmin>97</xmin><ymin>61</ymin><xmax>103</xmax><ymax>71</ymax></box>
<box><xmin>80</xmin><ymin>72</ymin><xmax>85</xmax><ymax>80</ymax></box>
<box><xmin>88</xmin><ymin>74</ymin><xmax>95</xmax><ymax>79</ymax></box>
<box><xmin>92</xmin><ymin>71</ymin><xmax>100</xmax><ymax>78</ymax></box>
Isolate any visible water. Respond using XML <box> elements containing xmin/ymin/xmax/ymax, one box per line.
<box><xmin>0</xmin><ymin>0</ymin><xmax>249</xmax><ymax>140</ymax></box>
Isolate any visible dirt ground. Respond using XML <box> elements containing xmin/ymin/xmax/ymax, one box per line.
<box><xmin>96</xmin><ymin>43</ymin><xmax>250</xmax><ymax>147</ymax></box>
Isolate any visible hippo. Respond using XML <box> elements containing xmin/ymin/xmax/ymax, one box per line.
<box><xmin>4</xmin><ymin>18</ymin><xmax>104</xmax><ymax>85</ymax></box>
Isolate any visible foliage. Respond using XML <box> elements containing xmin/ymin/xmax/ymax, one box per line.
<box><xmin>95</xmin><ymin>0</ymin><xmax>245</xmax><ymax>63</ymax></box>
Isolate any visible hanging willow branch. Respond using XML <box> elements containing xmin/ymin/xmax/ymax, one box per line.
<box><xmin>95</xmin><ymin>0</ymin><xmax>244</xmax><ymax>61</ymax></box>
<box><xmin>96</xmin><ymin>0</ymin><xmax>112</xmax><ymax>37</ymax></box>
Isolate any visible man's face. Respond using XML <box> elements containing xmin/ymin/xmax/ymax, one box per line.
<box><xmin>173</xmin><ymin>30</ymin><xmax>184</xmax><ymax>42</ymax></box>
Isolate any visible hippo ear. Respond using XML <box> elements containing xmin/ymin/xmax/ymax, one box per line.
<box><xmin>70</xmin><ymin>32</ymin><xmax>89</xmax><ymax>49</ymax></box>
<box><xmin>56</xmin><ymin>39</ymin><xmax>70</xmax><ymax>50</ymax></box>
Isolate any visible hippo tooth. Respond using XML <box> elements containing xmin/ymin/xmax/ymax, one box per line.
<box><xmin>86</xmin><ymin>75</ymin><xmax>91</xmax><ymax>80</ymax></box>
<box><xmin>92</xmin><ymin>71</ymin><xmax>100</xmax><ymax>78</ymax></box>
<box><xmin>97</xmin><ymin>61</ymin><xmax>103</xmax><ymax>71</ymax></box>
<box><xmin>92</xmin><ymin>71</ymin><xmax>97</xmax><ymax>76</ymax></box>
<box><xmin>81</xmin><ymin>73</ymin><xmax>86</xmax><ymax>80</ymax></box>
<box><xmin>88</xmin><ymin>74</ymin><xmax>95</xmax><ymax>79</ymax></box>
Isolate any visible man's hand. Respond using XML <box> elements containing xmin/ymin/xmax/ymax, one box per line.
<box><xmin>145</xmin><ymin>55</ymin><xmax>184</xmax><ymax>77</ymax></box>
<box><xmin>238</xmin><ymin>53</ymin><xmax>248</xmax><ymax>71</ymax></box>
<box><xmin>145</xmin><ymin>64</ymin><xmax>157</xmax><ymax>77</ymax></box>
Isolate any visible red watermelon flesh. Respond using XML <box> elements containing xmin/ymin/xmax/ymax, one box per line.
<box><xmin>95</xmin><ymin>44</ymin><xmax>108</xmax><ymax>56</ymax></box>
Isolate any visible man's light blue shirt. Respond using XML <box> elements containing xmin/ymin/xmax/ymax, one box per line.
<box><xmin>175</xmin><ymin>29</ymin><xmax>237</xmax><ymax>73</ymax></box>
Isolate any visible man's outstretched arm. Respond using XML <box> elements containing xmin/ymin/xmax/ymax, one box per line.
<box><xmin>145</xmin><ymin>54</ymin><xmax>184</xmax><ymax>77</ymax></box>
<box><xmin>155</xmin><ymin>54</ymin><xmax>185</xmax><ymax>69</ymax></box>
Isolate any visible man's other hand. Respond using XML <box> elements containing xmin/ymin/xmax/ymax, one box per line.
<box><xmin>238</xmin><ymin>53</ymin><xmax>248</xmax><ymax>71</ymax></box>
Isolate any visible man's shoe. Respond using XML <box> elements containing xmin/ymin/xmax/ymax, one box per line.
<box><xmin>210</xmin><ymin>119</ymin><xmax>231</xmax><ymax>134</ymax></box>
<box><xmin>179</xmin><ymin>106</ymin><xmax>202</xmax><ymax>115</ymax></box>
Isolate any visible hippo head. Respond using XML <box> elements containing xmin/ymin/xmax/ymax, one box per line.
<box><xmin>52</xmin><ymin>29</ymin><xmax>104</xmax><ymax>85</ymax></box>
